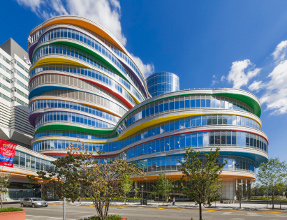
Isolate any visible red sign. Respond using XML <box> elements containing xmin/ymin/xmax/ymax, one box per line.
<box><xmin>0</xmin><ymin>139</ymin><xmax>17</xmax><ymax>168</ymax></box>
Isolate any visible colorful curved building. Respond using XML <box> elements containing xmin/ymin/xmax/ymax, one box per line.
<box><xmin>27</xmin><ymin>15</ymin><xmax>268</xmax><ymax>200</ymax></box>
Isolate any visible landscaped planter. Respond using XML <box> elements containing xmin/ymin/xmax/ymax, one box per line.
<box><xmin>121</xmin><ymin>218</ymin><xmax>127</xmax><ymax>220</ymax></box>
<box><xmin>0</xmin><ymin>210</ymin><xmax>26</xmax><ymax>220</ymax></box>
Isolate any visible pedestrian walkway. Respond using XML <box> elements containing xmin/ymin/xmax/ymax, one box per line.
<box><xmin>48</xmin><ymin>200</ymin><xmax>287</xmax><ymax>212</ymax></box>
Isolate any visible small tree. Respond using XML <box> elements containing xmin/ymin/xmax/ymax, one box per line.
<box><xmin>32</xmin><ymin>147</ymin><xmax>144</xmax><ymax>220</ymax></box>
<box><xmin>257</xmin><ymin>158</ymin><xmax>287</xmax><ymax>209</ymax></box>
<box><xmin>121</xmin><ymin>174</ymin><xmax>133</xmax><ymax>205</ymax></box>
<box><xmin>179</xmin><ymin>148</ymin><xmax>226</xmax><ymax>220</ymax></box>
<box><xmin>153</xmin><ymin>172</ymin><xmax>173</xmax><ymax>204</ymax></box>
<box><xmin>133</xmin><ymin>184</ymin><xmax>139</xmax><ymax>202</ymax></box>
<box><xmin>0</xmin><ymin>171</ymin><xmax>10</xmax><ymax>209</ymax></box>
<box><xmin>84</xmin><ymin>159</ymin><xmax>144</xmax><ymax>219</ymax></box>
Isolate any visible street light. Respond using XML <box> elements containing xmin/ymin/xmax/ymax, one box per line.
<box><xmin>141</xmin><ymin>185</ymin><xmax>144</xmax><ymax>205</ymax></box>
<box><xmin>63</xmin><ymin>176</ymin><xmax>66</xmax><ymax>220</ymax></box>
<box><xmin>238</xmin><ymin>182</ymin><xmax>244</xmax><ymax>209</ymax></box>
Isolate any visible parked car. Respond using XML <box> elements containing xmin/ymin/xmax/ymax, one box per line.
<box><xmin>20</xmin><ymin>197</ymin><xmax>48</xmax><ymax>208</ymax></box>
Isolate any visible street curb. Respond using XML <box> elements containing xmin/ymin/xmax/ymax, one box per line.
<box><xmin>47</xmin><ymin>203</ymin><xmax>287</xmax><ymax>214</ymax></box>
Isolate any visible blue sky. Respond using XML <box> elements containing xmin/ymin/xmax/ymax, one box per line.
<box><xmin>1</xmin><ymin>0</ymin><xmax>287</xmax><ymax>162</ymax></box>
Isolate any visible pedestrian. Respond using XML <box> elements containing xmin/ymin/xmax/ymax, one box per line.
<box><xmin>172</xmin><ymin>197</ymin><xmax>175</xmax><ymax>206</ymax></box>
<box><xmin>168</xmin><ymin>196</ymin><xmax>171</xmax><ymax>203</ymax></box>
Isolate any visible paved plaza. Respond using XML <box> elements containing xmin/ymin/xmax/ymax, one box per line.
<box><xmin>3</xmin><ymin>202</ymin><xmax>287</xmax><ymax>220</ymax></box>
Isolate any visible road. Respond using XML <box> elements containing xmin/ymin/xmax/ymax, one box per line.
<box><xmin>3</xmin><ymin>203</ymin><xmax>287</xmax><ymax>220</ymax></box>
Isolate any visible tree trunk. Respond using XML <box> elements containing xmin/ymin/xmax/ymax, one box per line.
<box><xmin>271</xmin><ymin>192</ymin><xmax>274</xmax><ymax>209</ymax></box>
<box><xmin>199</xmin><ymin>202</ymin><xmax>202</xmax><ymax>220</ymax></box>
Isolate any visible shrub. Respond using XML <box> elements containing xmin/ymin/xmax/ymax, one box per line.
<box><xmin>0</xmin><ymin>207</ymin><xmax>23</xmax><ymax>213</ymax></box>
<box><xmin>78</xmin><ymin>215</ymin><xmax>122</xmax><ymax>220</ymax></box>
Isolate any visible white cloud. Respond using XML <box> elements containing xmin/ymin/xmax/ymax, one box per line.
<box><xmin>260</xmin><ymin>60</ymin><xmax>287</xmax><ymax>114</ymax></box>
<box><xmin>220</xmin><ymin>75</ymin><xmax>225</xmax><ymax>81</ymax></box>
<box><xmin>227</xmin><ymin>59</ymin><xmax>261</xmax><ymax>89</ymax></box>
<box><xmin>51</xmin><ymin>0</ymin><xmax>68</xmax><ymax>16</ymax></box>
<box><xmin>17</xmin><ymin>0</ymin><xmax>154</xmax><ymax>77</ymax></box>
<box><xmin>16</xmin><ymin>0</ymin><xmax>43</xmax><ymax>16</ymax></box>
<box><xmin>211</xmin><ymin>75</ymin><xmax>218</xmax><ymax>86</ymax></box>
<box><xmin>131</xmin><ymin>54</ymin><xmax>155</xmax><ymax>78</ymax></box>
<box><xmin>67</xmin><ymin>0</ymin><xmax>126</xmax><ymax>46</ymax></box>
<box><xmin>248</xmin><ymin>80</ymin><xmax>264</xmax><ymax>92</ymax></box>
<box><xmin>272</xmin><ymin>40</ymin><xmax>287</xmax><ymax>61</ymax></box>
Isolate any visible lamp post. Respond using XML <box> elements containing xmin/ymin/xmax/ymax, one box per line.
<box><xmin>141</xmin><ymin>185</ymin><xmax>144</xmax><ymax>205</ymax></box>
<box><xmin>238</xmin><ymin>182</ymin><xmax>244</xmax><ymax>209</ymax></box>
<box><xmin>63</xmin><ymin>176</ymin><xmax>66</xmax><ymax>220</ymax></box>
<box><xmin>61</xmin><ymin>166</ymin><xmax>68</xmax><ymax>220</ymax></box>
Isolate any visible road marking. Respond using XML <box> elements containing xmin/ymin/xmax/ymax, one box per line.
<box><xmin>222</xmin><ymin>212</ymin><xmax>233</xmax><ymax>215</ymax></box>
<box><xmin>157</xmin><ymin>208</ymin><xmax>164</xmax><ymax>209</ymax></box>
<box><xmin>26</xmin><ymin>215</ymin><xmax>77</xmax><ymax>220</ymax></box>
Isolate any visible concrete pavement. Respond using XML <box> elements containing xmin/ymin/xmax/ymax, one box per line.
<box><xmin>3</xmin><ymin>202</ymin><xmax>287</xmax><ymax>220</ymax></box>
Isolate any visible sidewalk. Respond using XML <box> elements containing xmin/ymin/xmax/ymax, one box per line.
<box><xmin>48</xmin><ymin>200</ymin><xmax>287</xmax><ymax>212</ymax></box>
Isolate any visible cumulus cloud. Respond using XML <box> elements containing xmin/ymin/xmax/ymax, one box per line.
<box><xmin>222</xmin><ymin>40</ymin><xmax>287</xmax><ymax>115</ymax></box>
<box><xmin>211</xmin><ymin>75</ymin><xmax>218</xmax><ymax>86</ymax></box>
<box><xmin>227</xmin><ymin>59</ymin><xmax>261</xmax><ymax>89</ymax></box>
<box><xmin>260</xmin><ymin>60</ymin><xmax>287</xmax><ymax>114</ymax></box>
<box><xmin>67</xmin><ymin>0</ymin><xmax>126</xmax><ymax>46</ymax></box>
<box><xmin>16</xmin><ymin>0</ymin><xmax>154</xmax><ymax>77</ymax></box>
<box><xmin>16</xmin><ymin>0</ymin><xmax>43</xmax><ymax>16</ymax></box>
<box><xmin>131</xmin><ymin>54</ymin><xmax>155</xmax><ymax>78</ymax></box>
<box><xmin>272</xmin><ymin>40</ymin><xmax>287</xmax><ymax>61</ymax></box>
<box><xmin>248</xmin><ymin>80</ymin><xmax>264</xmax><ymax>92</ymax></box>
<box><xmin>17</xmin><ymin>0</ymin><xmax>126</xmax><ymax>45</ymax></box>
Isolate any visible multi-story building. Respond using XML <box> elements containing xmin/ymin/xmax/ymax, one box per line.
<box><xmin>147</xmin><ymin>72</ymin><xmax>180</xmax><ymax>97</ymax></box>
<box><xmin>2</xmin><ymin>15</ymin><xmax>266</xmax><ymax>201</ymax></box>
<box><xmin>0</xmin><ymin>39</ymin><xmax>55</xmax><ymax>200</ymax></box>
<box><xmin>0</xmin><ymin>38</ymin><xmax>34</xmax><ymax>147</ymax></box>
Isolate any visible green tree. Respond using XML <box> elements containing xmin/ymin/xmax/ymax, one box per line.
<box><xmin>30</xmin><ymin>147</ymin><xmax>144</xmax><ymax>220</ymax></box>
<box><xmin>133</xmin><ymin>184</ymin><xmax>139</xmax><ymax>202</ymax></box>
<box><xmin>179</xmin><ymin>148</ymin><xmax>226</xmax><ymax>220</ymax></box>
<box><xmin>153</xmin><ymin>172</ymin><xmax>173</xmax><ymax>204</ymax></box>
<box><xmin>274</xmin><ymin>183</ymin><xmax>286</xmax><ymax>196</ymax></box>
<box><xmin>257</xmin><ymin>158</ymin><xmax>287</xmax><ymax>209</ymax></box>
<box><xmin>251</xmin><ymin>184</ymin><xmax>266</xmax><ymax>196</ymax></box>
<box><xmin>121</xmin><ymin>175</ymin><xmax>133</xmax><ymax>205</ymax></box>
<box><xmin>0</xmin><ymin>171</ymin><xmax>10</xmax><ymax>209</ymax></box>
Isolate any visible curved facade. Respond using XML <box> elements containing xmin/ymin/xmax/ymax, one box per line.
<box><xmin>28</xmin><ymin>16</ymin><xmax>268</xmax><ymax>200</ymax></box>
<box><xmin>147</xmin><ymin>72</ymin><xmax>179</xmax><ymax>97</ymax></box>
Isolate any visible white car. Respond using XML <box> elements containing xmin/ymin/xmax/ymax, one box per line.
<box><xmin>20</xmin><ymin>197</ymin><xmax>48</xmax><ymax>208</ymax></box>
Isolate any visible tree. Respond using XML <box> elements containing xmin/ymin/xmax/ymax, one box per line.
<box><xmin>153</xmin><ymin>172</ymin><xmax>173</xmax><ymax>204</ymax></box>
<box><xmin>133</xmin><ymin>184</ymin><xmax>139</xmax><ymax>202</ymax></box>
<box><xmin>121</xmin><ymin>173</ymin><xmax>133</xmax><ymax>205</ymax></box>
<box><xmin>179</xmin><ymin>148</ymin><xmax>226</xmax><ymax>220</ymax></box>
<box><xmin>0</xmin><ymin>171</ymin><xmax>10</xmax><ymax>209</ymax></box>
<box><xmin>30</xmin><ymin>147</ymin><xmax>144</xmax><ymax>220</ymax></box>
<box><xmin>257</xmin><ymin>158</ymin><xmax>287</xmax><ymax>209</ymax></box>
<box><xmin>87</xmin><ymin>159</ymin><xmax>144</xmax><ymax>219</ymax></box>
